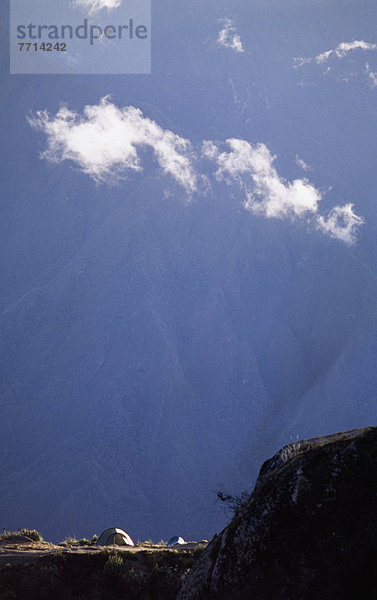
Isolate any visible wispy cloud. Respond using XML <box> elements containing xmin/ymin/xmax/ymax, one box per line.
<box><xmin>217</xmin><ymin>19</ymin><xmax>244</xmax><ymax>53</ymax></box>
<box><xmin>317</xmin><ymin>204</ymin><xmax>364</xmax><ymax>245</ymax></box>
<box><xmin>296</xmin><ymin>155</ymin><xmax>310</xmax><ymax>172</ymax></box>
<box><xmin>366</xmin><ymin>63</ymin><xmax>377</xmax><ymax>87</ymax></box>
<box><xmin>73</xmin><ymin>0</ymin><xmax>121</xmax><ymax>14</ymax></box>
<box><xmin>293</xmin><ymin>57</ymin><xmax>312</xmax><ymax>69</ymax></box>
<box><xmin>203</xmin><ymin>139</ymin><xmax>363</xmax><ymax>244</ymax></box>
<box><xmin>28</xmin><ymin>97</ymin><xmax>197</xmax><ymax>193</ymax></box>
<box><xmin>294</xmin><ymin>40</ymin><xmax>377</xmax><ymax>88</ymax></box>
<box><xmin>294</xmin><ymin>40</ymin><xmax>377</xmax><ymax>68</ymax></box>
<box><xmin>315</xmin><ymin>49</ymin><xmax>334</xmax><ymax>64</ymax></box>
<box><xmin>315</xmin><ymin>40</ymin><xmax>377</xmax><ymax>64</ymax></box>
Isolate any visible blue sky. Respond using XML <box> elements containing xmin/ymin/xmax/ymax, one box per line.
<box><xmin>4</xmin><ymin>0</ymin><xmax>377</xmax><ymax>247</ymax></box>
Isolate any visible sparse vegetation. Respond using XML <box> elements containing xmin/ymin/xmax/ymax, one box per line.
<box><xmin>59</xmin><ymin>535</ymin><xmax>97</xmax><ymax>547</ymax></box>
<box><xmin>0</xmin><ymin>534</ymin><xmax>206</xmax><ymax>600</ymax></box>
<box><xmin>78</xmin><ymin>537</ymin><xmax>96</xmax><ymax>546</ymax></box>
<box><xmin>103</xmin><ymin>552</ymin><xmax>125</xmax><ymax>577</ymax></box>
<box><xmin>60</xmin><ymin>536</ymin><xmax>78</xmax><ymax>546</ymax></box>
<box><xmin>0</xmin><ymin>529</ymin><xmax>43</xmax><ymax>543</ymax></box>
<box><xmin>217</xmin><ymin>489</ymin><xmax>250</xmax><ymax>518</ymax></box>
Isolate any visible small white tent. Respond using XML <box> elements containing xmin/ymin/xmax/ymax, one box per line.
<box><xmin>167</xmin><ymin>536</ymin><xmax>185</xmax><ymax>547</ymax></box>
<box><xmin>97</xmin><ymin>528</ymin><xmax>134</xmax><ymax>546</ymax></box>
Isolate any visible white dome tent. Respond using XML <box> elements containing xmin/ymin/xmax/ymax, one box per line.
<box><xmin>167</xmin><ymin>536</ymin><xmax>185</xmax><ymax>547</ymax></box>
<box><xmin>96</xmin><ymin>528</ymin><xmax>134</xmax><ymax>546</ymax></box>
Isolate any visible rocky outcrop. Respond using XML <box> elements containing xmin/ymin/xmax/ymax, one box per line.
<box><xmin>179</xmin><ymin>426</ymin><xmax>377</xmax><ymax>600</ymax></box>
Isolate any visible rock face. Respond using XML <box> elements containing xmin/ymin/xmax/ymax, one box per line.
<box><xmin>179</xmin><ymin>426</ymin><xmax>377</xmax><ymax>600</ymax></box>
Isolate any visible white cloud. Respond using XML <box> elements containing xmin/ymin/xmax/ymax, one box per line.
<box><xmin>316</xmin><ymin>40</ymin><xmax>377</xmax><ymax>63</ymax></box>
<box><xmin>334</xmin><ymin>40</ymin><xmax>377</xmax><ymax>58</ymax></box>
<box><xmin>294</xmin><ymin>41</ymin><xmax>377</xmax><ymax>89</ymax></box>
<box><xmin>202</xmin><ymin>140</ymin><xmax>220</xmax><ymax>161</ymax></box>
<box><xmin>73</xmin><ymin>0</ymin><xmax>121</xmax><ymax>14</ymax></box>
<box><xmin>293</xmin><ymin>57</ymin><xmax>312</xmax><ymax>69</ymax></box>
<box><xmin>317</xmin><ymin>204</ymin><xmax>364</xmax><ymax>244</ymax></box>
<box><xmin>295</xmin><ymin>40</ymin><xmax>377</xmax><ymax>69</ymax></box>
<box><xmin>207</xmin><ymin>139</ymin><xmax>320</xmax><ymax>218</ymax></box>
<box><xmin>366</xmin><ymin>63</ymin><xmax>377</xmax><ymax>87</ymax></box>
<box><xmin>315</xmin><ymin>50</ymin><xmax>334</xmax><ymax>64</ymax></box>
<box><xmin>28</xmin><ymin>97</ymin><xmax>197</xmax><ymax>193</ymax></box>
<box><xmin>29</xmin><ymin>99</ymin><xmax>364</xmax><ymax>245</ymax></box>
<box><xmin>369</xmin><ymin>71</ymin><xmax>377</xmax><ymax>87</ymax></box>
<box><xmin>203</xmin><ymin>138</ymin><xmax>364</xmax><ymax>243</ymax></box>
<box><xmin>217</xmin><ymin>19</ymin><xmax>244</xmax><ymax>53</ymax></box>
<box><xmin>296</xmin><ymin>155</ymin><xmax>310</xmax><ymax>171</ymax></box>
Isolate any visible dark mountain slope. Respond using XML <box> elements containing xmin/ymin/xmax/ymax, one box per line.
<box><xmin>1</xmin><ymin>173</ymin><xmax>377</xmax><ymax>542</ymax></box>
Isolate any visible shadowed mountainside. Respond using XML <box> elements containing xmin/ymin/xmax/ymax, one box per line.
<box><xmin>1</xmin><ymin>176</ymin><xmax>377</xmax><ymax>542</ymax></box>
